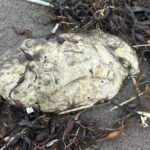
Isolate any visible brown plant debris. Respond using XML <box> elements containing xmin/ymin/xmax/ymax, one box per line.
<box><xmin>49</xmin><ymin>0</ymin><xmax>150</xmax><ymax>47</ymax></box>
<box><xmin>0</xmin><ymin>99</ymin><xmax>136</xmax><ymax>150</ymax></box>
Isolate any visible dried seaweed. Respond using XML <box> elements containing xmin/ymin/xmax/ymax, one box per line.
<box><xmin>49</xmin><ymin>0</ymin><xmax>150</xmax><ymax>52</ymax></box>
<box><xmin>0</xmin><ymin>101</ymin><xmax>131</xmax><ymax>150</ymax></box>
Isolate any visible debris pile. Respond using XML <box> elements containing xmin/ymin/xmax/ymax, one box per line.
<box><xmin>49</xmin><ymin>0</ymin><xmax>150</xmax><ymax>46</ymax></box>
<box><xmin>26</xmin><ymin>0</ymin><xmax>150</xmax><ymax>61</ymax></box>
<box><xmin>0</xmin><ymin>101</ymin><xmax>132</xmax><ymax>149</ymax></box>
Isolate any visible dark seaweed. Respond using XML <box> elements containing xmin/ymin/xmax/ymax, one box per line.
<box><xmin>49</xmin><ymin>0</ymin><xmax>150</xmax><ymax>53</ymax></box>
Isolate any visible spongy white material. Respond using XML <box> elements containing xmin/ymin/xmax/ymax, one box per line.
<box><xmin>0</xmin><ymin>30</ymin><xmax>139</xmax><ymax>112</ymax></box>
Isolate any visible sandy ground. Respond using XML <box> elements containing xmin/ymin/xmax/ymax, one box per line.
<box><xmin>0</xmin><ymin>0</ymin><xmax>150</xmax><ymax>150</ymax></box>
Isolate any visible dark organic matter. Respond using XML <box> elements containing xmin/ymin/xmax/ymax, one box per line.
<box><xmin>49</xmin><ymin>0</ymin><xmax>150</xmax><ymax>53</ymax></box>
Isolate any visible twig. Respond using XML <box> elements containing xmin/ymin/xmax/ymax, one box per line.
<box><xmin>109</xmin><ymin>92</ymin><xmax>144</xmax><ymax>111</ymax></box>
<box><xmin>133</xmin><ymin>44</ymin><xmax>150</xmax><ymax>48</ymax></box>
<box><xmin>111</xmin><ymin>101</ymin><xmax>140</xmax><ymax>115</ymax></box>
<box><xmin>139</xmin><ymin>81</ymin><xmax>150</xmax><ymax>85</ymax></box>
<box><xmin>76</xmin><ymin>121</ymin><xmax>93</xmax><ymax>131</ymax></box>
<box><xmin>1</xmin><ymin>136</ymin><xmax>15</xmax><ymax>150</ymax></box>
<box><xmin>26</xmin><ymin>0</ymin><xmax>53</xmax><ymax>7</ymax></box>
<box><xmin>131</xmin><ymin>76</ymin><xmax>142</xmax><ymax>106</ymax></box>
<box><xmin>66</xmin><ymin>127</ymin><xmax>80</xmax><ymax>149</ymax></box>
<box><xmin>59</xmin><ymin>103</ymin><xmax>94</xmax><ymax>115</ymax></box>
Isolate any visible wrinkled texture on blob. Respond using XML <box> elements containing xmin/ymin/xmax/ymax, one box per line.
<box><xmin>0</xmin><ymin>31</ymin><xmax>139</xmax><ymax>112</ymax></box>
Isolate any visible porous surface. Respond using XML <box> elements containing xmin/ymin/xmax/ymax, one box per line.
<box><xmin>0</xmin><ymin>31</ymin><xmax>139</xmax><ymax>112</ymax></box>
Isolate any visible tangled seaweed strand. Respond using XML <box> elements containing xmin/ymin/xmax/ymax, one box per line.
<box><xmin>0</xmin><ymin>102</ymin><xmax>129</xmax><ymax>150</ymax></box>
<box><xmin>49</xmin><ymin>0</ymin><xmax>150</xmax><ymax>47</ymax></box>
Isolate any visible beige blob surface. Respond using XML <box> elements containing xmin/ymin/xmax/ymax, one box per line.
<box><xmin>0</xmin><ymin>31</ymin><xmax>139</xmax><ymax>112</ymax></box>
